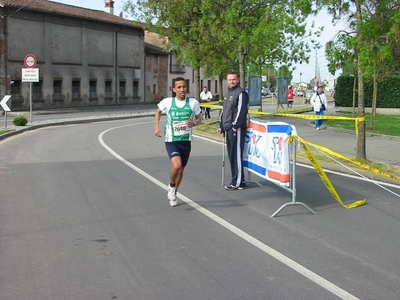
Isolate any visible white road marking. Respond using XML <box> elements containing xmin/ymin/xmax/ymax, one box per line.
<box><xmin>99</xmin><ymin>123</ymin><xmax>359</xmax><ymax>300</ymax></box>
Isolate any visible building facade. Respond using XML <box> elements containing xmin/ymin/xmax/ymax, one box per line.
<box><xmin>0</xmin><ymin>0</ymin><xmax>170</xmax><ymax>110</ymax></box>
<box><xmin>167</xmin><ymin>51</ymin><xmax>224</xmax><ymax>101</ymax></box>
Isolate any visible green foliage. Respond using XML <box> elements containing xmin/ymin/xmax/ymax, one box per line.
<box><xmin>0</xmin><ymin>129</ymin><xmax>12</xmax><ymax>135</ymax></box>
<box><xmin>334</xmin><ymin>75</ymin><xmax>355</xmax><ymax>107</ymax></box>
<box><xmin>124</xmin><ymin>0</ymin><xmax>315</xmax><ymax>88</ymax></box>
<box><xmin>335</xmin><ymin>75</ymin><xmax>400</xmax><ymax>108</ymax></box>
<box><xmin>13</xmin><ymin>116</ymin><xmax>28</xmax><ymax>126</ymax></box>
<box><xmin>322</xmin><ymin>0</ymin><xmax>400</xmax><ymax>78</ymax></box>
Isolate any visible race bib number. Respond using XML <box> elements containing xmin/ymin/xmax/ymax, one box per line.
<box><xmin>173</xmin><ymin>121</ymin><xmax>190</xmax><ymax>136</ymax></box>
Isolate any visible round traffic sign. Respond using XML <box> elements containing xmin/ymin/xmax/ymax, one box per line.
<box><xmin>24</xmin><ymin>54</ymin><xmax>37</xmax><ymax>68</ymax></box>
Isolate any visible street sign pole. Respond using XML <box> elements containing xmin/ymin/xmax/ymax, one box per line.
<box><xmin>30</xmin><ymin>82</ymin><xmax>33</xmax><ymax>123</ymax></box>
<box><xmin>23</xmin><ymin>54</ymin><xmax>37</xmax><ymax>123</ymax></box>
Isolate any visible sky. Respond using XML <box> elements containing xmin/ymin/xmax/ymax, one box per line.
<box><xmin>53</xmin><ymin>0</ymin><xmax>346</xmax><ymax>82</ymax></box>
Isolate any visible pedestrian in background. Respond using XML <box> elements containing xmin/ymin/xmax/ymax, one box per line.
<box><xmin>199</xmin><ymin>86</ymin><xmax>213</xmax><ymax>119</ymax></box>
<box><xmin>218</xmin><ymin>72</ymin><xmax>249</xmax><ymax>190</ymax></box>
<box><xmin>287</xmin><ymin>85</ymin><xmax>294</xmax><ymax>108</ymax></box>
<box><xmin>310</xmin><ymin>85</ymin><xmax>328</xmax><ymax>130</ymax></box>
<box><xmin>154</xmin><ymin>77</ymin><xmax>202</xmax><ymax>207</ymax></box>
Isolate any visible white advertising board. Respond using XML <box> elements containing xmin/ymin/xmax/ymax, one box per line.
<box><xmin>243</xmin><ymin>119</ymin><xmax>297</xmax><ymax>186</ymax></box>
<box><xmin>22</xmin><ymin>68</ymin><xmax>39</xmax><ymax>82</ymax></box>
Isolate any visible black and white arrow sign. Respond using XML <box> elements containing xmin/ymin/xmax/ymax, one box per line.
<box><xmin>0</xmin><ymin>95</ymin><xmax>11</xmax><ymax>112</ymax></box>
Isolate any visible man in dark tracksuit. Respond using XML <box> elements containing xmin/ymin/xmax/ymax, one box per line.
<box><xmin>218</xmin><ymin>72</ymin><xmax>249</xmax><ymax>190</ymax></box>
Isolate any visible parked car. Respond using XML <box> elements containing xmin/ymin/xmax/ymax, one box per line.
<box><xmin>304</xmin><ymin>90</ymin><xmax>314</xmax><ymax>104</ymax></box>
<box><xmin>296</xmin><ymin>89</ymin><xmax>306</xmax><ymax>97</ymax></box>
<box><xmin>262</xmin><ymin>87</ymin><xmax>272</xmax><ymax>97</ymax></box>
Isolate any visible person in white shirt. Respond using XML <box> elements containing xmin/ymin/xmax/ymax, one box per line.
<box><xmin>154</xmin><ymin>77</ymin><xmax>202</xmax><ymax>207</ymax></box>
<box><xmin>310</xmin><ymin>85</ymin><xmax>328</xmax><ymax>130</ymax></box>
<box><xmin>199</xmin><ymin>86</ymin><xmax>213</xmax><ymax>119</ymax></box>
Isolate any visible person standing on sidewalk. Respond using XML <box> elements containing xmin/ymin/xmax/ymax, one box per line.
<box><xmin>287</xmin><ymin>85</ymin><xmax>294</xmax><ymax>108</ymax></box>
<box><xmin>199</xmin><ymin>86</ymin><xmax>213</xmax><ymax>119</ymax></box>
<box><xmin>154</xmin><ymin>77</ymin><xmax>202</xmax><ymax>207</ymax></box>
<box><xmin>218</xmin><ymin>71</ymin><xmax>249</xmax><ymax>190</ymax></box>
<box><xmin>310</xmin><ymin>85</ymin><xmax>328</xmax><ymax>130</ymax></box>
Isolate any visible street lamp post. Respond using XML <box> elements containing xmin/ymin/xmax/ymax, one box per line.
<box><xmin>300</xmin><ymin>72</ymin><xmax>302</xmax><ymax>87</ymax></box>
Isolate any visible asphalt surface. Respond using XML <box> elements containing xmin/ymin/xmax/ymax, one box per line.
<box><xmin>1</xmin><ymin>104</ymin><xmax>400</xmax><ymax>299</ymax></box>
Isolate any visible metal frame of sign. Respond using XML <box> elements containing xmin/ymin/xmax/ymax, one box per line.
<box><xmin>243</xmin><ymin>119</ymin><xmax>316</xmax><ymax>217</ymax></box>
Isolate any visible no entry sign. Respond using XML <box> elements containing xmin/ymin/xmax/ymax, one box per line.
<box><xmin>24</xmin><ymin>54</ymin><xmax>37</xmax><ymax>68</ymax></box>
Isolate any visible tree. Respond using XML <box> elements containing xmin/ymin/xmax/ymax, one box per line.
<box><xmin>320</xmin><ymin>0</ymin><xmax>400</xmax><ymax>160</ymax></box>
<box><xmin>125</xmin><ymin>0</ymin><xmax>316</xmax><ymax>95</ymax></box>
<box><xmin>124</xmin><ymin>0</ymin><xmax>230</xmax><ymax>98</ymax></box>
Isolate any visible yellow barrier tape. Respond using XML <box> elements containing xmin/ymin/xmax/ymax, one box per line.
<box><xmin>293</xmin><ymin>136</ymin><xmax>400</xmax><ymax>182</ymax></box>
<box><xmin>288</xmin><ymin>135</ymin><xmax>366</xmax><ymax>209</ymax></box>
<box><xmin>249</xmin><ymin>110</ymin><xmax>364</xmax><ymax>136</ymax></box>
<box><xmin>202</xmin><ymin>105</ymin><xmax>364</xmax><ymax>135</ymax></box>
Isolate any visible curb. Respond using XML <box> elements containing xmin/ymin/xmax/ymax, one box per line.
<box><xmin>0</xmin><ymin>112</ymin><xmax>154</xmax><ymax>141</ymax></box>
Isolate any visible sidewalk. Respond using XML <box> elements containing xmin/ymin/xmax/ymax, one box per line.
<box><xmin>1</xmin><ymin>102</ymin><xmax>399</xmax><ymax>183</ymax></box>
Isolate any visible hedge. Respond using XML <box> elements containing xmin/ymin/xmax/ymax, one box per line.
<box><xmin>335</xmin><ymin>75</ymin><xmax>400</xmax><ymax>108</ymax></box>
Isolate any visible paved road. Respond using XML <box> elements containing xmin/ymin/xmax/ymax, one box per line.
<box><xmin>1</xmin><ymin>116</ymin><xmax>400</xmax><ymax>299</ymax></box>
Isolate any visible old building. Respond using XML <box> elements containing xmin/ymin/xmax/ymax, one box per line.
<box><xmin>0</xmin><ymin>0</ymin><xmax>169</xmax><ymax>110</ymax></box>
<box><xmin>144</xmin><ymin>31</ymin><xmax>169</xmax><ymax>103</ymax></box>
<box><xmin>167</xmin><ymin>47</ymin><xmax>223</xmax><ymax>101</ymax></box>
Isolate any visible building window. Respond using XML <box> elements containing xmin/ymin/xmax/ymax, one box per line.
<box><xmin>185</xmin><ymin>79</ymin><xmax>190</xmax><ymax>93</ymax></box>
<box><xmin>53</xmin><ymin>80</ymin><xmax>62</xmax><ymax>101</ymax></box>
<box><xmin>72</xmin><ymin>80</ymin><xmax>80</xmax><ymax>100</ymax></box>
<box><xmin>32</xmin><ymin>81</ymin><xmax>43</xmax><ymax>101</ymax></box>
<box><xmin>214</xmin><ymin>80</ymin><xmax>218</xmax><ymax>93</ymax></box>
<box><xmin>153</xmin><ymin>55</ymin><xmax>159</xmax><ymax>73</ymax></box>
<box><xmin>119</xmin><ymin>80</ymin><xmax>126</xmax><ymax>98</ymax></box>
<box><xmin>132</xmin><ymin>81</ymin><xmax>139</xmax><ymax>98</ymax></box>
<box><xmin>169</xmin><ymin>51</ymin><xmax>185</xmax><ymax>73</ymax></box>
<box><xmin>105</xmin><ymin>80</ymin><xmax>112</xmax><ymax>99</ymax></box>
<box><xmin>89</xmin><ymin>80</ymin><xmax>97</xmax><ymax>99</ymax></box>
<box><xmin>11</xmin><ymin>80</ymin><xmax>21</xmax><ymax>102</ymax></box>
<box><xmin>207</xmin><ymin>80</ymin><xmax>211</xmax><ymax>90</ymax></box>
<box><xmin>152</xmin><ymin>84</ymin><xmax>157</xmax><ymax>94</ymax></box>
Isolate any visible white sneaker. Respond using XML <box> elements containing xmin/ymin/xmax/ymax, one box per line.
<box><xmin>167</xmin><ymin>185</ymin><xmax>177</xmax><ymax>207</ymax></box>
<box><xmin>316</xmin><ymin>127</ymin><xmax>320</xmax><ymax>130</ymax></box>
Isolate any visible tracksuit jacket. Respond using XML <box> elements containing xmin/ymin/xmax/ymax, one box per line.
<box><xmin>220</xmin><ymin>84</ymin><xmax>249</xmax><ymax>187</ymax></box>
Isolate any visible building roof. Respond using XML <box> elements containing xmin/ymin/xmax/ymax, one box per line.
<box><xmin>145</xmin><ymin>42</ymin><xmax>169</xmax><ymax>55</ymax></box>
<box><xmin>0</xmin><ymin>0</ymin><xmax>144</xmax><ymax>29</ymax></box>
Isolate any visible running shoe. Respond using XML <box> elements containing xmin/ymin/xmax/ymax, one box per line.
<box><xmin>167</xmin><ymin>185</ymin><xmax>177</xmax><ymax>207</ymax></box>
<box><xmin>224</xmin><ymin>184</ymin><xmax>243</xmax><ymax>191</ymax></box>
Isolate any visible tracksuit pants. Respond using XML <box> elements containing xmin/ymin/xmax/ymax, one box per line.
<box><xmin>226</xmin><ymin>127</ymin><xmax>245</xmax><ymax>187</ymax></box>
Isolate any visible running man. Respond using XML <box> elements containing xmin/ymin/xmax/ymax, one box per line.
<box><xmin>154</xmin><ymin>77</ymin><xmax>202</xmax><ymax>207</ymax></box>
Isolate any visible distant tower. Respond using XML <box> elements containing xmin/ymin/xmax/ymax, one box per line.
<box><xmin>104</xmin><ymin>0</ymin><xmax>114</xmax><ymax>15</ymax></box>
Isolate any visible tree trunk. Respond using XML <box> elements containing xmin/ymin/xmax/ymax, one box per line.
<box><xmin>218</xmin><ymin>72</ymin><xmax>224</xmax><ymax>100</ymax></box>
<box><xmin>356</xmin><ymin>0</ymin><xmax>366</xmax><ymax>160</ymax></box>
<box><xmin>352</xmin><ymin>74</ymin><xmax>357</xmax><ymax>117</ymax></box>
<box><xmin>369</xmin><ymin>65</ymin><xmax>378</xmax><ymax>130</ymax></box>
<box><xmin>356</xmin><ymin>63</ymin><xmax>366</xmax><ymax>160</ymax></box>
<box><xmin>194</xmin><ymin>67</ymin><xmax>201</xmax><ymax>100</ymax></box>
<box><xmin>238</xmin><ymin>45</ymin><xmax>246</xmax><ymax>87</ymax></box>
<box><xmin>372</xmin><ymin>65</ymin><xmax>377</xmax><ymax>117</ymax></box>
<box><xmin>392</xmin><ymin>43</ymin><xmax>400</xmax><ymax>75</ymax></box>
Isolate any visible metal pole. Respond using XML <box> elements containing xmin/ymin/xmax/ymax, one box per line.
<box><xmin>221</xmin><ymin>132</ymin><xmax>225</xmax><ymax>185</ymax></box>
<box><xmin>4</xmin><ymin>111</ymin><xmax>7</xmax><ymax>129</ymax></box>
<box><xmin>29</xmin><ymin>82</ymin><xmax>32</xmax><ymax>123</ymax></box>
